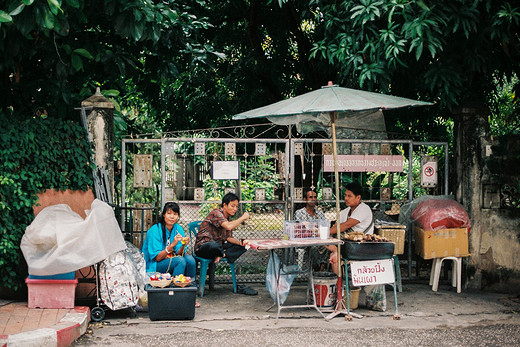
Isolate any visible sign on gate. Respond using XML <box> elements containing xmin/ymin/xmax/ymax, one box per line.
<box><xmin>323</xmin><ymin>155</ymin><xmax>404</xmax><ymax>172</ymax></box>
<box><xmin>211</xmin><ymin>161</ymin><xmax>240</xmax><ymax>180</ymax></box>
<box><xmin>350</xmin><ymin>259</ymin><xmax>395</xmax><ymax>287</ymax></box>
<box><xmin>420</xmin><ymin>155</ymin><xmax>438</xmax><ymax>188</ymax></box>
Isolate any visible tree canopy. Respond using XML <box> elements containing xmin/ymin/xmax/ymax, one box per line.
<box><xmin>145</xmin><ymin>0</ymin><xmax>520</xmax><ymax>138</ymax></box>
<box><xmin>0</xmin><ymin>0</ymin><xmax>217</xmax><ymax>122</ymax></box>
<box><xmin>1</xmin><ymin>0</ymin><xmax>519</xmax><ymax>136</ymax></box>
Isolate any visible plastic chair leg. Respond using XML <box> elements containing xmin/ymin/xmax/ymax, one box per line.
<box><xmin>198</xmin><ymin>258</ymin><xmax>236</xmax><ymax>296</ymax></box>
<box><xmin>198</xmin><ymin>261</ymin><xmax>209</xmax><ymax>297</ymax></box>
<box><xmin>431</xmin><ymin>258</ymin><xmax>443</xmax><ymax>292</ymax></box>
<box><xmin>341</xmin><ymin>259</ymin><xmax>351</xmax><ymax>315</ymax></box>
<box><xmin>429</xmin><ymin>258</ymin><xmax>439</xmax><ymax>287</ymax></box>
<box><xmin>393</xmin><ymin>278</ymin><xmax>399</xmax><ymax>316</ymax></box>
<box><xmin>393</xmin><ymin>255</ymin><xmax>402</xmax><ymax>292</ymax></box>
<box><xmin>454</xmin><ymin>257</ymin><xmax>462</xmax><ymax>293</ymax></box>
<box><xmin>230</xmin><ymin>263</ymin><xmax>237</xmax><ymax>293</ymax></box>
<box><xmin>451</xmin><ymin>259</ymin><xmax>457</xmax><ymax>288</ymax></box>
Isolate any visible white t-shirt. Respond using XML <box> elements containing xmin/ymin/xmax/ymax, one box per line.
<box><xmin>339</xmin><ymin>202</ymin><xmax>374</xmax><ymax>234</ymax></box>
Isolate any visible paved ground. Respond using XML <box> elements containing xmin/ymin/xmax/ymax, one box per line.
<box><xmin>2</xmin><ymin>278</ymin><xmax>520</xmax><ymax>346</ymax></box>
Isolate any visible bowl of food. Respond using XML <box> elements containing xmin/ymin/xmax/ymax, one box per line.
<box><xmin>173</xmin><ymin>274</ymin><xmax>191</xmax><ymax>287</ymax></box>
<box><xmin>149</xmin><ymin>273</ymin><xmax>172</xmax><ymax>288</ymax></box>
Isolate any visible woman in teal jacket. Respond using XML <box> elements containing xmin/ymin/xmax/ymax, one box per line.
<box><xmin>142</xmin><ymin>202</ymin><xmax>196</xmax><ymax>278</ymax></box>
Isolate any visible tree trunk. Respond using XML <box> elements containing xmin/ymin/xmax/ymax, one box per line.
<box><xmin>453</xmin><ymin>101</ymin><xmax>490</xmax><ymax>290</ymax></box>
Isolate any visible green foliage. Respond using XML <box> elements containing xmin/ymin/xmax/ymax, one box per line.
<box><xmin>388</xmin><ymin>155</ymin><xmax>427</xmax><ymax>200</ymax></box>
<box><xmin>145</xmin><ymin>0</ymin><xmax>519</xmax><ymax>145</ymax></box>
<box><xmin>365</xmin><ymin>143</ymin><xmax>449</xmax><ymax>201</ymax></box>
<box><xmin>0</xmin><ymin>0</ymin><xmax>215</xmax><ymax>121</ymax></box>
<box><xmin>308</xmin><ymin>0</ymin><xmax>520</xmax><ymax>112</ymax></box>
<box><xmin>0</xmin><ymin>115</ymin><xmax>93</xmax><ymax>291</ymax></box>
<box><xmin>488</xmin><ymin>74</ymin><xmax>519</xmax><ymax>136</ymax></box>
<box><xmin>240</xmin><ymin>154</ymin><xmax>279</xmax><ymax>211</ymax></box>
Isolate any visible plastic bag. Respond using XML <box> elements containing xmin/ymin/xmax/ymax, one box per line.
<box><xmin>411</xmin><ymin>197</ymin><xmax>470</xmax><ymax>231</ymax></box>
<box><xmin>21</xmin><ymin>199</ymin><xmax>127</xmax><ymax>275</ymax></box>
<box><xmin>265</xmin><ymin>253</ymin><xmax>299</xmax><ymax>305</ymax></box>
<box><xmin>399</xmin><ymin>195</ymin><xmax>471</xmax><ymax>232</ymax></box>
<box><xmin>365</xmin><ymin>284</ymin><xmax>386</xmax><ymax>312</ymax></box>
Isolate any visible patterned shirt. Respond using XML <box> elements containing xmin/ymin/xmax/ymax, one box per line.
<box><xmin>294</xmin><ymin>207</ymin><xmax>326</xmax><ymax>221</ymax></box>
<box><xmin>195</xmin><ymin>208</ymin><xmax>231</xmax><ymax>251</ymax></box>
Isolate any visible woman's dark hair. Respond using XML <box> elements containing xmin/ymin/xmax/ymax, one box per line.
<box><xmin>345</xmin><ymin>181</ymin><xmax>363</xmax><ymax>197</ymax></box>
<box><xmin>222</xmin><ymin>192</ymin><xmax>239</xmax><ymax>206</ymax></box>
<box><xmin>159</xmin><ymin>202</ymin><xmax>180</xmax><ymax>244</ymax></box>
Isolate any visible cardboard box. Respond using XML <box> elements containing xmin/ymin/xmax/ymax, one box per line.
<box><xmin>145</xmin><ymin>283</ymin><xmax>196</xmax><ymax>320</ymax></box>
<box><xmin>375</xmin><ymin>227</ymin><xmax>406</xmax><ymax>255</ymax></box>
<box><xmin>26</xmin><ymin>278</ymin><xmax>78</xmax><ymax>309</ymax></box>
<box><xmin>414</xmin><ymin>226</ymin><xmax>469</xmax><ymax>259</ymax></box>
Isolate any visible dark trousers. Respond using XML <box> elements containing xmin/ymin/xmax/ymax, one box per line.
<box><xmin>195</xmin><ymin>241</ymin><xmax>247</xmax><ymax>263</ymax></box>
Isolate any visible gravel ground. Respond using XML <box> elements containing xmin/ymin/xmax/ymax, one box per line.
<box><xmin>74</xmin><ymin>324</ymin><xmax>520</xmax><ymax>346</ymax></box>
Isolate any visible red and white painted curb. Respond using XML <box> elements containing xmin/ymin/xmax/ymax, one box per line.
<box><xmin>0</xmin><ymin>306</ymin><xmax>90</xmax><ymax>347</ymax></box>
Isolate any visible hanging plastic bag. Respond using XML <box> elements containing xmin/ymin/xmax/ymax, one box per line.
<box><xmin>365</xmin><ymin>284</ymin><xmax>387</xmax><ymax>312</ymax></box>
<box><xmin>265</xmin><ymin>253</ymin><xmax>299</xmax><ymax>305</ymax></box>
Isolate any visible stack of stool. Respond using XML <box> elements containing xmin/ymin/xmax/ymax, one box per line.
<box><xmin>429</xmin><ymin>256</ymin><xmax>463</xmax><ymax>293</ymax></box>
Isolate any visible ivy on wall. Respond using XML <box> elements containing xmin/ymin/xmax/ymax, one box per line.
<box><xmin>0</xmin><ymin>116</ymin><xmax>94</xmax><ymax>292</ymax></box>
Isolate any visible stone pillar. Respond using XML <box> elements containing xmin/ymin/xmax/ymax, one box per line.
<box><xmin>81</xmin><ymin>87</ymin><xmax>115</xmax><ymax>200</ymax></box>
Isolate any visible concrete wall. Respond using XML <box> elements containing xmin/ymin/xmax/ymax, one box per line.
<box><xmin>454</xmin><ymin>103</ymin><xmax>520</xmax><ymax>294</ymax></box>
<box><xmin>34</xmin><ymin>189</ymin><xmax>95</xmax><ymax>218</ymax></box>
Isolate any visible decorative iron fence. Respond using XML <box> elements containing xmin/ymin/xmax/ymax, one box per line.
<box><xmin>117</xmin><ymin>124</ymin><xmax>449</xmax><ymax>283</ymax></box>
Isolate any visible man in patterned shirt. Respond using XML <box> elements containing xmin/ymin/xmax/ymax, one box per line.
<box><xmin>195</xmin><ymin>192</ymin><xmax>250</xmax><ymax>263</ymax></box>
<box><xmin>294</xmin><ymin>188</ymin><xmax>325</xmax><ymax>221</ymax></box>
<box><xmin>294</xmin><ymin>188</ymin><xmax>329</xmax><ymax>271</ymax></box>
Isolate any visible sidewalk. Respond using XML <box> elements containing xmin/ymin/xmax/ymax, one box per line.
<box><xmin>0</xmin><ymin>300</ymin><xmax>90</xmax><ymax>347</ymax></box>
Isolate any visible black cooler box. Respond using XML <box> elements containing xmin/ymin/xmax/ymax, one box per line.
<box><xmin>145</xmin><ymin>283</ymin><xmax>196</xmax><ymax>320</ymax></box>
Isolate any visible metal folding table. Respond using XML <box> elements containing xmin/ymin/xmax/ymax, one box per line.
<box><xmin>248</xmin><ymin>238</ymin><xmax>343</xmax><ymax>319</ymax></box>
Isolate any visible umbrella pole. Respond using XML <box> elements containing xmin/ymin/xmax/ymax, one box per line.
<box><xmin>325</xmin><ymin>111</ymin><xmax>350</xmax><ymax>320</ymax></box>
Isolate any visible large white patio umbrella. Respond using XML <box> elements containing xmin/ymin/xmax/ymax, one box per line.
<box><xmin>233</xmin><ymin>81</ymin><xmax>432</xmax><ymax>318</ymax></box>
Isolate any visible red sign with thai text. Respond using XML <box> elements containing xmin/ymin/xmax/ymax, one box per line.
<box><xmin>323</xmin><ymin>155</ymin><xmax>404</xmax><ymax>172</ymax></box>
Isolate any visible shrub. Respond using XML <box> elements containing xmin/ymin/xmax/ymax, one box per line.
<box><xmin>0</xmin><ymin>116</ymin><xmax>93</xmax><ymax>292</ymax></box>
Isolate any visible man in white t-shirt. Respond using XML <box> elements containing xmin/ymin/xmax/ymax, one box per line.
<box><xmin>327</xmin><ymin>182</ymin><xmax>373</xmax><ymax>275</ymax></box>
